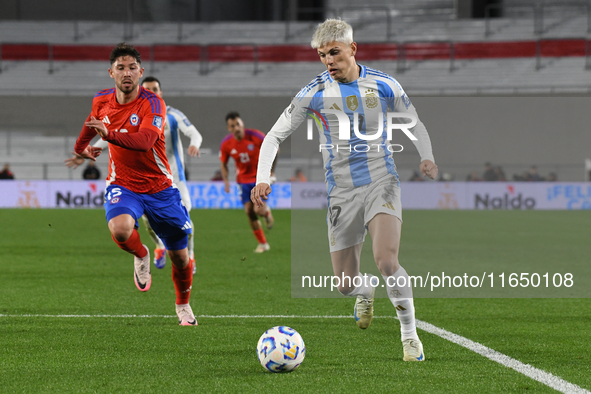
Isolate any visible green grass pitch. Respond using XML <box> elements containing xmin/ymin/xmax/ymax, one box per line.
<box><xmin>0</xmin><ymin>209</ymin><xmax>589</xmax><ymax>393</ymax></box>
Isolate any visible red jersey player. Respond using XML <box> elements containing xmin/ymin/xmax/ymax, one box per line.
<box><xmin>73</xmin><ymin>43</ymin><xmax>197</xmax><ymax>326</ymax></box>
<box><xmin>219</xmin><ymin>112</ymin><xmax>275</xmax><ymax>253</ymax></box>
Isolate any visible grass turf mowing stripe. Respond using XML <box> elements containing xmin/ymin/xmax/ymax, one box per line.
<box><xmin>0</xmin><ymin>314</ymin><xmax>393</xmax><ymax>318</ymax></box>
<box><xmin>416</xmin><ymin>319</ymin><xmax>591</xmax><ymax>394</ymax></box>
<box><xmin>3</xmin><ymin>313</ymin><xmax>587</xmax><ymax>393</ymax></box>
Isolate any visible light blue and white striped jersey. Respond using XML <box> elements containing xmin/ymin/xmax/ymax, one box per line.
<box><xmin>165</xmin><ymin>106</ymin><xmax>202</xmax><ymax>183</ymax></box>
<box><xmin>257</xmin><ymin>65</ymin><xmax>434</xmax><ymax>188</ymax></box>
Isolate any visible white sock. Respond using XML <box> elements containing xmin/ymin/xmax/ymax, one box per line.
<box><xmin>142</xmin><ymin>215</ymin><xmax>165</xmax><ymax>249</ymax></box>
<box><xmin>383</xmin><ymin>266</ymin><xmax>419</xmax><ymax>341</ymax></box>
<box><xmin>345</xmin><ymin>273</ymin><xmax>376</xmax><ymax>299</ymax></box>
<box><xmin>188</xmin><ymin>220</ymin><xmax>195</xmax><ymax>258</ymax></box>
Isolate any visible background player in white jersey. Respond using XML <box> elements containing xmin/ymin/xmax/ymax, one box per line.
<box><xmin>140</xmin><ymin>76</ymin><xmax>202</xmax><ymax>270</ymax></box>
<box><xmin>252</xmin><ymin>19</ymin><xmax>438</xmax><ymax>362</ymax></box>
<box><xmin>66</xmin><ymin>76</ymin><xmax>202</xmax><ymax>271</ymax></box>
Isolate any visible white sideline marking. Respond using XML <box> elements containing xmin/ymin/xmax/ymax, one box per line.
<box><xmin>1</xmin><ymin>314</ymin><xmax>588</xmax><ymax>393</ymax></box>
<box><xmin>416</xmin><ymin>319</ymin><xmax>590</xmax><ymax>394</ymax></box>
<box><xmin>0</xmin><ymin>314</ymin><xmax>361</xmax><ymax>318</ymax></box>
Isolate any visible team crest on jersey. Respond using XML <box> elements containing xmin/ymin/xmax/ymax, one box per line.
<box><xmin>390</xmin><ymin>289</ymin><xmax>402</xmax><ymax>298</ymax></box>
<box><xmin>129</xmin><ymin>113</ymin><xmax>139</xmax><ymax>126</ymax></box>
<box><xmin>365</xmin><ymin>89</ymin><xmax>379</xmax><ymax>109</ymax></box>
<box><xmin>401</xmin><ymin>94</ymin><xmax>411</xmax><ymax>109</ymax></box>
<box><xmin>110</xmin><ymin>197</ymin><xmax>120</xmax><ymax>204</ymax></box>
<box><xmin>153</xmin><ymin>115</ymin><xmax>163</xmax><ymax>129</ymax></box>
<box><xmin>247</xmin><ymin>143</ymin><xmax>254</xmax><ymax>151</ymax></box>
<box><xmin>346</xmin><ymin>95</ymin><xmax>359</xmax><ymax>111</ymax></box>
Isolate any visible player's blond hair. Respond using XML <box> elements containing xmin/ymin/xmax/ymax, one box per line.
<box><xmin>310</xmin><ymin>19</ymin><xmax>353</xmax><ymax>49</ymax></box>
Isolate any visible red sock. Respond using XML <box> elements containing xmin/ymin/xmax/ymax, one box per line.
<box><xmin>253</xmin><ymin>228</ymin><xmax>266</xmax><ymax>244</ymax></box>
<box><xmin>112</xmin><ymin>229</ymin><xmax>147</xmax><ymax>258</ymax></box>
<box><xmin>172</xmin><ymin>261</ymin><xmax>193</xmax><ymax>305</ymax></box>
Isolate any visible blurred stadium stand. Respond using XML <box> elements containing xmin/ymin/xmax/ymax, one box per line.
<box><xmin>0</xmin><ymin>48</ymin><xmax>589</xmax><ymax>96</ymax></box>
<box><xmin>0</xmin><ymin>7</ymin><xmax>589</xmax><ymax>44</ymax></box>
<box><xmin>1</xmin><ymin>0</ymin><xmax>590</xmax><ymax>181</ymax></box>
<box><xmin>1</xmin><ymin>0</ymin><xmax>591</xmax><ymax>95</ymax></box>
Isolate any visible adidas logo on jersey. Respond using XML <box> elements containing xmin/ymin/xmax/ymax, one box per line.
<box><xmin>181</xmin><ymin>221</ymin><xmax>192</xmax><ymax>230</ymax></box>
<box><xmin>329</xmin><ymin>103</ymin><xmax>342</xmax><ymax>111</ymax></box>
<box><xmin>382</xmin><ymin>202</ymin><xmax>396</xmax><ymax>210</ymax></box>
<box><xmin>230</xmin><ymin>149</ymin><xmax>238</xmax><ymax>155</ymax></box>
<box><xmin>102</xmin><ymin>116</ymin><xmax>111</xmax><ymax>124</ymax></box>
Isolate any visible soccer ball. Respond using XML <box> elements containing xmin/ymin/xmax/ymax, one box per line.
<box><xmin>256</xmin><ymin>326</ymin><xmax>305</xmax><ymax>373</ymax></box>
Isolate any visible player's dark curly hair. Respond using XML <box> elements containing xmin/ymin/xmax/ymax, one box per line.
<box><xmin>110</xmin><ymin>42</ymin><xmax>141</xmax><ymax>65</ymax></box>
<box><xmin>142</xmin><ymin>76</ymin><xmax>161</xmax><ymax>87</ymax></box>
<box><xmin>226</xmin><ymin>111</ymin><xmax>241</xmax><ymax>122</ymax></box>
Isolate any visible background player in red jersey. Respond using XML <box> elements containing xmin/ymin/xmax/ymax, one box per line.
<box><xmin>219</xmin><ymin>112</ymin><xmax>275</xmax><ymax>253</ymax></box>
<box><xmin>72</xmin><ymin>43</ymin><xmax>197</xmax><ymax>326</ymax></box>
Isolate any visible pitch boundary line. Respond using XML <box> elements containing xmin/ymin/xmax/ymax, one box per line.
<box><xmin>416</xmin><ymin>319</ymin><xmax>589</xmax><ymax>394</ymax></box>
<box><xmin>0</xmin><ymin>314</ymin><xmax>588</xmax><ymax>393</ymax></box>
<box><xmin>0</xmin><ymin>314</ymin><xmax>374</xmax><ymax>318</ymax></box>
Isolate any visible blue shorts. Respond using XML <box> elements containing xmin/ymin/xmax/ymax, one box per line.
<box><xmin>104</xmin><ymin>185</ymin><xmax>192</xmax><ymax>250</ymax></box>
<box><xmin>240</xmin><ymin>183</ymin><xmax>256</xmax><ymax>205</ymax></box>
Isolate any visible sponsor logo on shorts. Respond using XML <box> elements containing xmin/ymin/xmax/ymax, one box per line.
<box><xmin>382</xmin><ymin>202</ymin><xmax>396</xmax><ymax>210</ymax></box>
<box><xmin>130</xmin><ymin>113</ymin><xmax>139</xmax><ymax>126</ymax></box>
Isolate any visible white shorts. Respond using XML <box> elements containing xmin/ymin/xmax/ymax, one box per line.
<box><xmin>176</xmin><ymin>181</ymin><xmax>192</xmax><ymax>212</ymax></box>
<box><xmin>326</xmin><ymin>175</ymin><xmax>402</xmax><ymax>253</ymax></box>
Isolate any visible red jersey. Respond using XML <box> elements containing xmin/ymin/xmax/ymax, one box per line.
<box><xmin>219</xmin><ymin>128</ymin><xmax>265</xmax><ymax>184</ymax></box>
<box><xmin>75</xmin><ymin>86</ymin><xmax>173</xmax><ymax>194</ymax></box>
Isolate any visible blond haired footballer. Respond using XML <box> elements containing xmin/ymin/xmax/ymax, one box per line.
<box><xmin>252</xmin><ymin>19</ymin><xmax>437</xmax><ymax>361</ymax></box>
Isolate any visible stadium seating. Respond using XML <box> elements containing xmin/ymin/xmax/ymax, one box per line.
<box><xmin>1</xmin><ymin>6</ymin><xmax>590</xmax><ymax>96</ymax></box>
<box><xmin>0</xmin><ymin>10</ymin><xmax>589</xmax><ymax>45</ymax></box>
<box><xmin>0</xmin><ymin>130</ymin><xmax>295</xmax><ymax>181</ymax></box>
<box><xmin>1</xmin><ymin>3</ymin><xmax>589</xmax><ymax>181</ymax></box>
<box><xmin>0</xmin><ymin>54</ymin><xmax>589</xmax><ymax>97</ymax></box>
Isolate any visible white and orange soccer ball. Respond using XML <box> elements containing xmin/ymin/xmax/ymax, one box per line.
<box><xmin>256</xmin><ymin>326</ymin><xmax>305</xmax><ymax>373</ymax></box>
